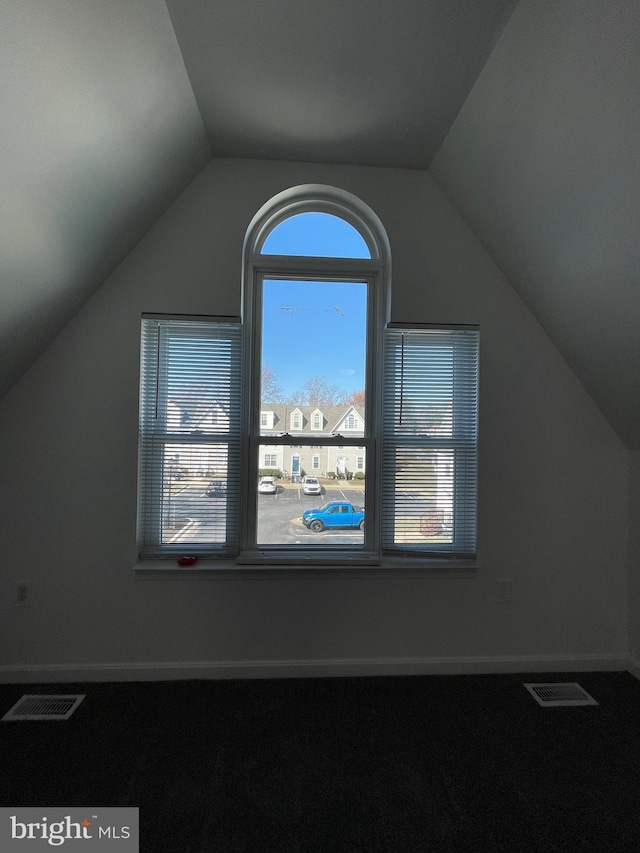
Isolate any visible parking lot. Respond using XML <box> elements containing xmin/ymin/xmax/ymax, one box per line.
<box><xmin>257</xmin><ymin>482</ymin><xmax>366</xmax><ymax>545</ymax></box>
<box><xmin>166</xmin><ymin>476</ymin><xmax>445</xmax><ymax>547</ymax></box>
<box><xmin>166</xmin><ymin>478</ymin><xmax>367</xmax><ymax>546</ymax></box>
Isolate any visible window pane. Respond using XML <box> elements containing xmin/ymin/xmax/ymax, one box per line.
<box><xmin>387</xmin><ymin>447</ymin><xmax>453</xmax><ymax>546</ymax></box>
<box><xmin>256</xmin><ymin>445</ymin><xmax>366</xmax><ymax>546</ymax></box>
<box><xmin>382</xmin><ymin>327</ymin><xmax>479</xmax><ymax>555</ymax></box>
<box><xmin>138</xmin><ymin>317</ymin><xmax>242</xmax><ymax>556</ymax></box>
<box><xmin>260</xmin><ymin>279</ymin><xmax>367</xmax><ymax>437</ymax></box>
<box><xmin>160</xmin><ymin>444</ymin><xmax>231</xmax><ymax>545</ymax></box>
<box><xmin>261</xmin><ymin>212</ymin><xmax>370</xmax><ymax>258</ymax></box>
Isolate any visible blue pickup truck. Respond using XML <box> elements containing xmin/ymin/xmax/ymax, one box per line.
<box><xmin>302</xmin><ymin>501</ymin><xmax>365</xmax><ymax>533</ymax></box>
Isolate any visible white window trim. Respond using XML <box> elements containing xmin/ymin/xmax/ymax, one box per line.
<box><xmin>240</xmin><ymin>186</ymin><xmax>391</xmax><ymax>562</ymax></box>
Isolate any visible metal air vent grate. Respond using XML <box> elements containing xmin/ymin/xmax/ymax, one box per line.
<box><xmin>2</xmin><ymin>694</ymin><xmax>85</xmax><ymax>721</ymax></box>
<box><xmin>524</xmin><ymin>682</ymin><xmax>598</xmax><ymax>707</ymax></box>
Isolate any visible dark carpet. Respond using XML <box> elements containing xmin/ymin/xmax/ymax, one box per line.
<box><xmin>1</xmin><ymin>671</ymin><xmax>640</xmax><ymax>852</ymax></box>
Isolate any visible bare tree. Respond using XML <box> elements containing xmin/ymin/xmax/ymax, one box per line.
<box><xmin>261</xmin><ymin>363</ymin><xmax>284</xmax><ymax>403</ymax></box>
<box><xmin>286</xmin><ymin>388</ymin><xmax>306</xmax><ymax>405</ymax></box>
<box><xmin>297</xmin><ymin>375</ymin><xmax>349</xmax><ymax>407</ymax></box>
<box><xmin>346</xmin><ymin>388</ymin><xmax>365</xmax><ymax>408</ymax></box>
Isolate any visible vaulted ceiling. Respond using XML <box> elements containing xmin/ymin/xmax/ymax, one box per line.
<box><xmin>2</xmin><ymin>0</ymin><xmax>638</xmax><ymax>448</ymax></box>
<box><xmin>431</xmin><ymin>0</ymin><xmax>640</xmax><ymax>449</ymax></box>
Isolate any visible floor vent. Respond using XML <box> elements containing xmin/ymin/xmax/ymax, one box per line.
<box><xmin>524</xmin><ymin>682</ymin><xmax>598</xmax><ymax>707</ymax></box>
<box><xmin>2</xmin><ymin>694</ymin><xmax>85</xmax><ymax>721</ymax></box>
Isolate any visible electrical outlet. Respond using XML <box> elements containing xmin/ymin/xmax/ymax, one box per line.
<box><xmin>15</xmin><ymin>582</ymin><xmax>31</xmax><ymax>607</ymax></box>
<box><xmin>496</xmin><ymin>578</ymin><xmax>511</xmax><ymax>604</ymax></box>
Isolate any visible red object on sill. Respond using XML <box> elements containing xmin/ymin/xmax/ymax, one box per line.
<box><xmin>177</xmin><ymin>555</ymin><xmax>198</xmax><ymax>566</ymax></box>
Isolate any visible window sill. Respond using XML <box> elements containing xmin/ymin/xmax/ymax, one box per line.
<box><xmin>133</xmin><ymin>555</ymin><xmax>478</xmax><ymax>580</ymax></box>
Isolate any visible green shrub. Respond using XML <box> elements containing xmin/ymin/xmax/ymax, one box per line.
<box><xmin>259</xmin><ymin>468</ymin><xmax>281</xmax><ymax>478</ymax></box>
<box><xmin>353</xmin><ymin>471</ymin><xmax>365</xmax><ymax>480</ymax></box>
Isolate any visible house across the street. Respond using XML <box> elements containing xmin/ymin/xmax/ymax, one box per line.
<box><xmin>259</xmin><ymin>404</ymin><xmax>366</xmax><ymax>480</ymax></box>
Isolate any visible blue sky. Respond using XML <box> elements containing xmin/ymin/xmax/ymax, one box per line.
<box><xmin>261</xmin><ymin>211</ymin><xmax>370</xmax><ymax>258</ymax></box>
<box><xmin>262</xmin><ymin>279</ymin><xmax>367</xmax><ymax>399</ymax></box>
<box><xmin>260</xmin><ymin>213</ymin><xmax>369</xmax><ymax>400</ymax></box>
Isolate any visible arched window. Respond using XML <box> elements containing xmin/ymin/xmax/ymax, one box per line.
<box><xmin>243</xmin><ymin>185</ymin><xmax>389</xmax><ymax>553</ymax></box>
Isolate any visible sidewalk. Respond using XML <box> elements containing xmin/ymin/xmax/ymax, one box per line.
<box><xmin>278</xmin><ymin>479</ymin><xmax>364</xmax><ymax>491</ymax></box>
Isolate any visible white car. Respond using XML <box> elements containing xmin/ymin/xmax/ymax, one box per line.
<box><xmin>302</xmin><ymin>476</ymin><xmax>322</xmax><ymax>496</ymax></box>
<box><xmin>258</xmin><ymin>476</ymin><xmax>277</xmax><ymax>494</ymax></box>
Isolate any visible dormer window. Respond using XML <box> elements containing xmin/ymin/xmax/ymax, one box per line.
<box><xmin>345</xmin><ymin>413</ymin><xmax>359</xmax><ymax>430</ymax></box>
<box><xmin>311</xmin><ymin>410</ymin><xmax>323</xmax><ymax>431</ymax></box>
<box><xmin>260</xmin><ymin>411</ymin><xmax>275</xmax><ymax>430</ymax></box>
<box><xmin>291</xmin><ymin>410</ymin><xmax>302</xmax><ymax>431</ymax></box>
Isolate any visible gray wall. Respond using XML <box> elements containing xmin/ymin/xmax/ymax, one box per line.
<box><xmin>431</xmin><ymin>0</ymin><xmax>640</xmax><ymax>449</ymax></box>
<box><xmin>0</xmin><ymin>159</ymin><xmax>629</xmax><ymax>679</ymax></box>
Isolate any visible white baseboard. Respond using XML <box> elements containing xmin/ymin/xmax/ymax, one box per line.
<box><xmin>0</xmin><ymin>654</ymin><xmax>628</xmax><ymax>683</ymax></box>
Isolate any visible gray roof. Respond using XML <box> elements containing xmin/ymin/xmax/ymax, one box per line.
<box><xmin>262</xmin><ymin>404</ymin><xmax>365</xmax><ymax>434</ymax></box>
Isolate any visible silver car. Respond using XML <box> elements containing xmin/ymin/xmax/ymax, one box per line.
<box><xmin>302</xmin><ymin>476</ymin><xmax>322</xmax><ymax>496</ymax></box>
<box><xmin>258</xmin><ymin>476</ymin><xmax>277</xmax><ymax>494</ymax></box>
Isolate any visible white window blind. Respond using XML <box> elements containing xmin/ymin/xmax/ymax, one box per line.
<box><xmin>382</xmin><ymin>325</ymin><xmax>479</xmax><ymax>557</ymax></box>
<box><xmin>138</xmin><ymin>316</ymin><xmax>242</xmax><ymax>557</ymax></box>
